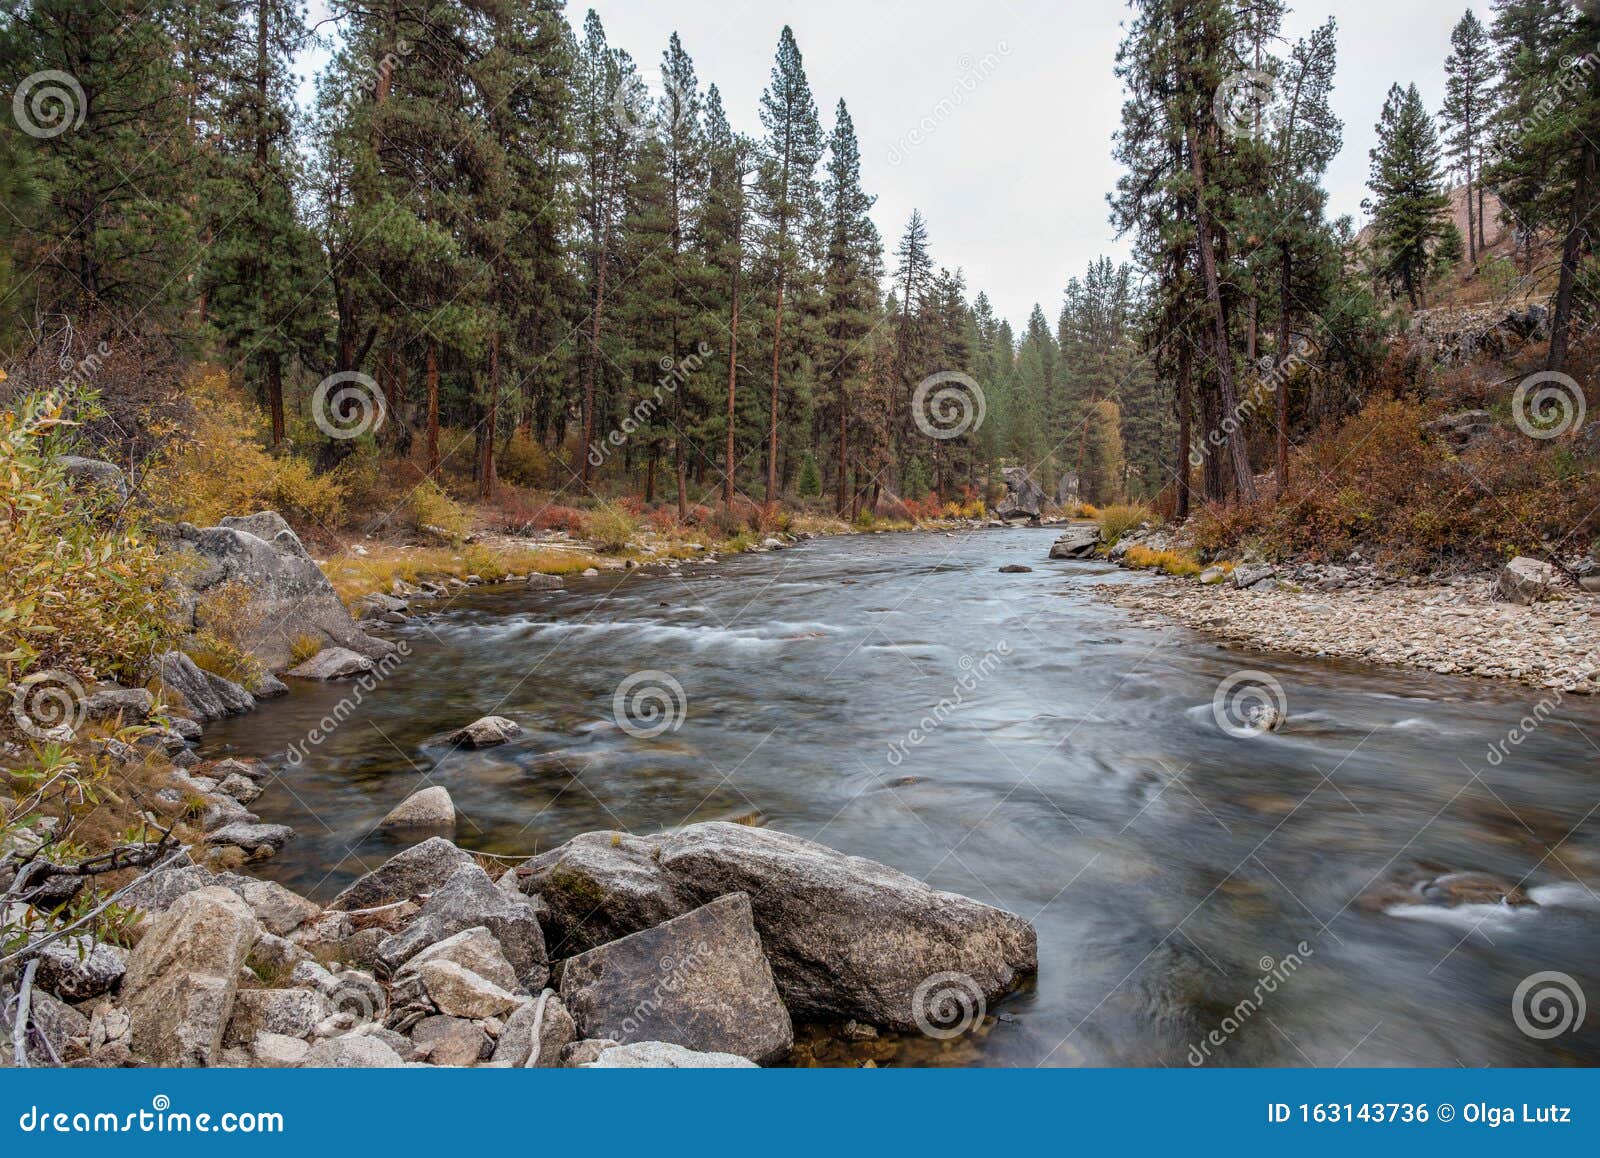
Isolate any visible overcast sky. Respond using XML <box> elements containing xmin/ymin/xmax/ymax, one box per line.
<box><xmin>302</xmin><ymin>0</ymin><xmax>1489</xmax><ymax>332</ymax></box>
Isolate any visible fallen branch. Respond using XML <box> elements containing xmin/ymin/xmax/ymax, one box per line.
<box><xmin>11</xmin><ymin>958</ymin><xmax>39</xmax><ymax>1068</ymax></box>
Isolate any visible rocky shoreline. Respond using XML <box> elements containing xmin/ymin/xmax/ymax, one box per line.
<box><xmin>8</xmin><ymin>817</ymin><xmax>1037</xmax><ymax>1069</ymax></box>
<box><xmin>1052</xmin><ymin>523</ymin><xmax>1600</xmax><ymax>694</ymax></box>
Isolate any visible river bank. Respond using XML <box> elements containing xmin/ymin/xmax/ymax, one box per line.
<box><xmin>1104</xmin><ymin>568</ymin><xmax>1600</xmax><ymax>694</ymax></box>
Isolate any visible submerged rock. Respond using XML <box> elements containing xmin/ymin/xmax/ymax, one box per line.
<box><xmin>285</xmin><ymin>646</ymin><xmax>375</xmax><ymax>680</ymax></box>
<box><xmin>447</xmin><ymin>716</ymin><xmax>523</xmax><ymax>748</ymax></box>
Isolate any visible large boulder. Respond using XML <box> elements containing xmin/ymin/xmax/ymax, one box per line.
<box><xmin>121</xmin><ymin>886</ymin><xmax>259</xmax><ymax>1065</ymax></box>
<box><xmin>327</xmin><ymin>836</ymin><xmax>475</xmax><ymax>911</ymax></box>
<box><xmin>1048</xmin><ymin>524</ymin><xmax>1100</xmax><ymax>559</ymax></box>
<box><xmin>163</xmin><ymin>511</ymin><xmax>395</xmax><ymax>672</ymax></box>
<box><xmin>396</xmin><ymin>927</ymin><xmax>519</xmax><ymax>992</ymax></box>
<box><xmin>1499</xmin><ymin>556</ymin><xmax>1565</xmax><ymax>605</ymax></box>
<box><xmin>514</xmin><ymin>831</ymin><xmax>693</xmax><ymax>956</ymax></box>
<box><xmin>584</xmin><ymin>1041</ymin><xmax>758</xmax><ymax>1068</ymax></box>
<box><xmin>154</xmin><ymin>652</ymin><xmax>256</xmax><ymax>723</ymax></box>
<box><xmin>519</xmin><ymin>822</ymin><xmax>1037</xmax><ymax>1030</ymax></box>
<box><xmin>376</xmin><ymin>864</ymin><xmax>548</xmax><ymax>990</ymax></box>
<box><xmin>995</xmin><ymin>466</ymin><xmax>1045</xmax><ymax>521</ymax></box>
<box><xmin>300</xmin><ymin>1034</ymin><xmax>404</xmax><ymax>1068</ymax></box>
<box><xmin>559</xmin><ymin>893</ymin><xmax>792</xmax><ymax>1065</ymax></box>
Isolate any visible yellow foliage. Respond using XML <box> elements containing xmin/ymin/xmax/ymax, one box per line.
<box><xmin>405</xmin><ymin>480</ymin><xmax>472</xmax><ymax>543</ymax></box>
<box><xmin>499</xmin><ymin>432</ymin><xmax>552</xmax><ymax>488</ymax></box>
<box><xmin>1123</xmin><ymin>544</ymin><xmax>1202</xmax><ymax>577</ymax></box>
<box><xmin>1095</xmin><ymin>503</ymin><xmax>1157</xmax><ymax>544</ymax></box>
<box><xmin>585</xmin><ymin>502</ymin><xmax>637</xmax><ymax>553</ymax></box>
<box><xmin>148</xmin><ymin>368</ymin><xmax>346</xmax><ymax>528</ymax></box>
<box><xmin>0</xmin><ymin>391</ymin><xmax>181</xmax><ymax>686</ymax></box>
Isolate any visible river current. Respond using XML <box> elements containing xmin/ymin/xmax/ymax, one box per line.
<box><xmin>204</xmin><ymin>527</ymin><xmax>1600</xmax><ymax>1067</ymax></box>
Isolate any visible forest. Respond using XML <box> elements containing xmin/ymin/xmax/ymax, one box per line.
<box><xmin>0</xmin><ymin>1</ymin><xmax>1594</xmax><ymax>549</ymax></box>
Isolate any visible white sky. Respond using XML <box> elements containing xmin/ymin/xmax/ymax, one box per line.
<box><xmin>300</xmin><ymin>0</ymin><xmax>1489</xmax><ymax>332</ymax></box>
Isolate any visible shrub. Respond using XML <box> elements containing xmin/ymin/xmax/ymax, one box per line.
<box><xmin>0</xmin><ymin>390</ymin><xmax>181</xmax><ymax>688</ymax></box>
<box><xmin>586</xmin><ymin>502</ymin><xmax>637</xmax><ymax>552</ymax></box>
<box><xmin>1095</xmin><ymin>503</ymin><xmax>1157</xmax><ymax>544</ymax></box>
<box><xmin>499</xmin><ymin>432</ymin><xmax>552</xmax><ymax>488</ymax></box>
<box><xmin>406</xmin><ymin>479</ymin><xmax>472</xmax><ymax>542</ymax></box>
<box><xmin>146</xmin><ymin>368</ymin><xmax>346</xmax><ymax>528</ymax></box>
<box><xmin>1123</xmin><ymin>544</ymin><xmax>1202</xmax><ymax>577</ymax></box>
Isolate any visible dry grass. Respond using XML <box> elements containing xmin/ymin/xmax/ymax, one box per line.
<box><xmin>322</xmin><ymin>543</ymin><xmax>597</xmax><ymax>603</ymax></box>
<box><xmin>1095</xmin><ymin>503</ymin><xmax>1158</xmax><ymax>544</ymax></box>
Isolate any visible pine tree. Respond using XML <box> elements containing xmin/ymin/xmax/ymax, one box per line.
<box><xmin>200</xmin><ymin>0</ymin><xmax>317</xmax><ymax>448</ymax></box>
<box><xmin>819</xmin><ymin>99</ymin><xmax>882</xmax><ymax>515</ymax></box>
<box><xmin>1440</xmin><ymin>10</ymin><xmax>1495</xmax><ymax>263</ymax></box>
<box><xmin>755</xmin><ymin>26</ymin><xmax>822</xmax><ymax>502</ymax></box>
<box><xmin>1365</xmin><ymin>83</ymin><xmax>1450</xmax><ymax>306</ymax></box>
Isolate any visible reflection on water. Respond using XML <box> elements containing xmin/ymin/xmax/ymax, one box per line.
<box><xmin>203</xmin><ymin>528</ymin><xmax>1600</xmax><ymax>1067</ymax></box>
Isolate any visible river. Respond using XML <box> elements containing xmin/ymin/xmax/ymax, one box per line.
<box><xmin>203</xmin><ymin>527</ymin><xmax>1600</xmax><ymax>1067</ymax></box>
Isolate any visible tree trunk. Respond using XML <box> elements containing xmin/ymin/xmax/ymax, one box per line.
<box><xmin>264</xmin><ymin>350</ymin><xmax>285</xmax><ymax>448</ymax></box>
<box><xmin>583</xmin><ymin>247</ymin><xmax>608</xmax><ymax>489</ymax></box>
<box><xmin>1546</xmin><ymin>140</ymin><xmax>1594</xmax><ymax>374</ymax></box>
<box><xmin>425</xmin><ymin>340</ymin><xmax>440</xmax><ymax>475</ymax></box>
<box><xmin>1465</xmin><ymin>163</ymin><xmax>1477</xmax><ymax>265</ymax></box>
<box><xmin>1175</xmin><ymin>336</ymin><xmax>1192</xmax><ymax>521</ymax></box>
<box><xmin>1275</xmin><ymin>243</ymin><xmax>1292</xmax><ymax>493</ymax></box>
<box><xmin>767</xmin><ymin>276</ymin><xmax>785</xmax><ymax>504</ymax></box>
<box><xmin>1188</xmin><ymin>131</ymin><xmax>1257</xmax><ymax>503</ymax></box>
<box><xmin>725</xmin><ymin>253</ymin><xmax>740</xmax><ymax>508</ymax></box>
<box><xmin>836</xmin><ymin>378</ymin><xmax>849</xmax><ymax>517</ymax></box>
<box><xmin>480</xmin><ymin>331</ymin><xmax>498</xmax><ymax>502</ymax></box>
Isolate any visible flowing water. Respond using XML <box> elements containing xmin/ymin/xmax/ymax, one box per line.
<box><xmin>205</xmin><ymin>527</ymin><xmax>1600</xmax><ymax>1067</ymax></box>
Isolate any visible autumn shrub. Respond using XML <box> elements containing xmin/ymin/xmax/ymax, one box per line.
<box><xmin>1095</xmin><ymin>503</ymin><xmax>1157</xmax><ymax>544</ymax></box>
<box><xmin>1122</xmin><ymin>544</ymin><xmax>1202</xmax><ymax>577</ymax></box>
<box><xmin>646</xmin><ymin>507</ymin><xmax>683</xmax><ymax>533</ymax></box>
<box><xmin>406</xmin><ymin>479</ymin><xmax>472</xmax><ymax>542</ymax></box>
<box><xmin>1192</xmin><ymin>395</ymin><xmax>1600</xmax><ymax>568</ymax></box>
<box><xmin>499</xmin><ymin>432</ymin><xmax>553</xmax><ymax>488</ymax></box>
<box><xmin>148</xmin><ymin>368</ymin><xmax>346</xmax><ymax>528</ymax></box>
<box><xmin>586</xmin><ymin>502</ymin><xmax>638</xmax><ymax>552</ymax></box>
<box><xmin>0</xmin><ymin>391</ymin><xmax>181</xmax><ymax>688</ymax></box>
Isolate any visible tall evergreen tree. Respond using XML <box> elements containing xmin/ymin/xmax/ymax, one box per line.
<box><xmin>755</xmin><ymin>25</ymin><xmax>822</xmax><ymax>502</ymax></box>
<box><xmin>1366</xmin><ymin>83</ymin><xmax>1450</xmax><ymax>306</ymax></box>
<box><xmin>1440</xmin><ymin>10</ymin><xmax>1494</xmax><ymax>262</ymax></box>
<box><xmin>819</xmin><ymin>99</ymin><xmax>882</xmax><ymax>515</ymax></box>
